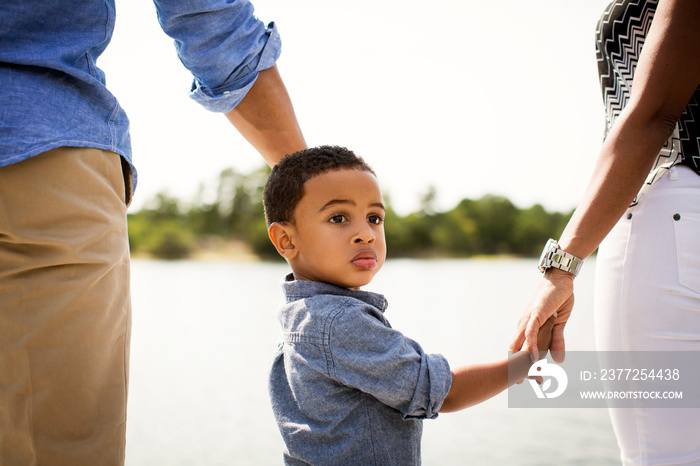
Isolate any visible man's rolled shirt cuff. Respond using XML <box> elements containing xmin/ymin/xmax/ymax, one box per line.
<box><xmin>189</xmin><ymin>22</ymin><xmax>281</xmax><ymax>113</ymax></box>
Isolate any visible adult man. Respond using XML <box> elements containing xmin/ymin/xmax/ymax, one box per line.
<box><xmin>0</xmin><ymin>0</ymin><xmax>306</xmax><ymax>463</ymax></box>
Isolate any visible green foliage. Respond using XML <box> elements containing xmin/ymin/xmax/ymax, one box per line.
<box><xmin>511</xmin><ymin>204</ymin><xmax>568</xmax><ymax>256</ymax></box>
<box><xmin>127</xmin><ymin>166</ymin><xmax>572</xmax><ymax>260</ymax></box>
<box><xmin>127</xmin><ymin>194</ymin><xmax>195</xmax><ymax>259</ymax></box>
<box><xmin>140</xmin><ymin>220</ymin><xmax>194</xmax><ymax>260</ymax></box>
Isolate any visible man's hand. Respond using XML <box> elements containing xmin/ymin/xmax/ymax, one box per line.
<box><xmin>510</xmin><ymin>268</ymin><xmax>575</xmax><ymax>363</ymax></box>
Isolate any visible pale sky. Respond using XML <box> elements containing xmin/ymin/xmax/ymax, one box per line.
<box><xmin>100</xmin><ymin>0</ymin><xmax>612</xmax><ymax>215</ymax></box>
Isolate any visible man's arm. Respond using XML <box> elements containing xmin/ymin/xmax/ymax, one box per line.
<box><xmin>225</xmin><ymin>65</ymin><xmax>307</xmax><ymax>166</ymax></box>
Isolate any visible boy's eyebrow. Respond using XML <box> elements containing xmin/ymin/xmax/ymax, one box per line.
<box><xmin>319</xmin><ymin>199</ymin><xmax>386</xmax><ymax>212</ymax></box>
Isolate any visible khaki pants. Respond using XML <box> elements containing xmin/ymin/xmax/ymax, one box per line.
<box><xmin>0</xmin><ymin>147</ymin><xmax>131</xmax><ymax>465</ymax></box>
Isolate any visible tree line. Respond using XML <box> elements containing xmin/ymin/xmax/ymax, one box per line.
<box><xmin>127</xmin><ymin>166</ymin><xmax>573</xmax><ymax>260</ymax></box>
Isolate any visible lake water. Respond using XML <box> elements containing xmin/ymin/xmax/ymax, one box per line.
<box><xmin>125</xmin><ymin>257</ymin><xmax>621</xmax><ymax>465</ymax></box>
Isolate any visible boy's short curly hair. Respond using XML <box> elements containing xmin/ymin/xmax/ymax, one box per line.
<box><xmin>263</xmin><ymin>145</ymin><xmax>376</xmax><ymax>226</ymax></box>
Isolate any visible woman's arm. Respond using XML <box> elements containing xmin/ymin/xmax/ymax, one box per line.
<box><xmin>561</xmin><ymin>0</ymin><xmax>700</xmax><ymax>259</ymax></box>
<box><xmin>511</xmin><ymin>0</ymin><xmax>700</xmax><ymax>361</ymax></box>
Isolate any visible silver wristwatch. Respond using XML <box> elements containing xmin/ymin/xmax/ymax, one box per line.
<box><xmin>538</xmin><ymin>238</ymin><xmax>583</xmax><ymax>277</ymax></box>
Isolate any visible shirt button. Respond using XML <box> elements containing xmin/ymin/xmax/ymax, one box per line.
<box><xmin>673</xmin><ymin>213</ymin><xmax>681</xmax><ymax>221</ymax></box>
<box><xmin>626</xmin><ymin>213</ymin><xmax>632</xmax><ymax>220</ymax></box>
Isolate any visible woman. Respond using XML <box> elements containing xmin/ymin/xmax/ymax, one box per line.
<box><xmin>511</xmin><ymin>0</ymin><xmax>700</xmax><ymax>463</ymax></box>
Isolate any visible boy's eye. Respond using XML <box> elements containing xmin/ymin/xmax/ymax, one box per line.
<box><xmin>368</xmin><ymin>215</ymin><xmax>383</xmax><ymax>225</ymax></box>
<box><xmin>329</xmin><ymin>214</ymin><xmax>347</xmax><ymax>224</ymax></box>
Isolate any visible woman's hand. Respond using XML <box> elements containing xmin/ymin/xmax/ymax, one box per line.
<box><xmin>510</xmin><ymin>268</ymin><xmax>574</xmax><ymax>363</ymax></box>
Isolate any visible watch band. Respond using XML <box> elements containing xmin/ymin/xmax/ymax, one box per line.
<box><xmin>538</xmin><ymin>238</ymin><xmax>583</xmax><ymax>276</ymax></box>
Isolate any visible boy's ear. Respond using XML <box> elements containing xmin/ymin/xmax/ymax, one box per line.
<box><xmin>268</xmin><ymin>222</ymin><xmax>299</xmax><ymax>260</ymax></box>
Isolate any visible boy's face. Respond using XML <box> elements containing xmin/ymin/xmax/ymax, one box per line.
<box><xmin>283</xmin><ymin>168</ymin><xmax>386</xmax><ymax>289</ymax></box>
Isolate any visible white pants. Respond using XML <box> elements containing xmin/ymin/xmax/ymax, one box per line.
<box><xmin>595</xmin><ymin>166</ymin><xmax>700</xmax><ymax>465</ymax></box>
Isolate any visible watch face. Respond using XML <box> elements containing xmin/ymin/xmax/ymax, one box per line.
<box><xmin>538</xmin><ymin>239</ymin><xmax>557</xmax><ymax>272</ymax></box>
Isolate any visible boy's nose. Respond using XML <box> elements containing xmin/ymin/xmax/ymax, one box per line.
<box><xmin>353</xmin><ymin>227</ymin><xmax>375</xmax><ymax>244</ymax></box>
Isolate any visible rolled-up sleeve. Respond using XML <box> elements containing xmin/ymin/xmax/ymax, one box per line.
<box><xmin>327</xmin><ymin>306</ymin><xmax>453</xmax><ymax>420</ymax></box>
<box><xmin>153</xmin><ymin>0</ymin><xmax>281</xmax><ymax>112</ymax></box>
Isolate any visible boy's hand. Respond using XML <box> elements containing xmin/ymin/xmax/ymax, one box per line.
<box><xmin>536</xmin><ymin>314</ymin><xmax>556</xmax><ymax>360</ymax></box>
<box><xmin>526</xmin><ymin>315</ymin><xmax>556</xmax><ymax>385</ymax></box>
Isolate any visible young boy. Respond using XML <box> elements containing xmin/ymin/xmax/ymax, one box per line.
<box><xmin>263</xmin><ymin>146</ymin><xmax>553</xmax><ymax>465</ymax></box>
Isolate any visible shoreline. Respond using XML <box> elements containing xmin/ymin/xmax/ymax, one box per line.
<box><xmin>130</xmin><ymin>238</ymin><xmax>262</xmax><ymax>262</ymax></box>
<box><xmin>130</xmin><ymin>246</ymin><xmax>531</xmax><ymax>263</ymax></box>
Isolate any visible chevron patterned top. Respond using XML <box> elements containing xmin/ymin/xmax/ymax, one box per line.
<box><xmin>596</xmin><ymin>0</ymin><xmax>700</xmax><ymax>205</ymax></box>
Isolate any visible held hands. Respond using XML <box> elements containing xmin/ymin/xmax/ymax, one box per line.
<box><xmin>510</xmin><ymin>268</ymin><xmax>575</xmax><ymax>363</ymax></box>
<box><xmin>536</xmin><ymin>313</ymin><xmax>556</xmax><ymax>359</ymax></box>
<box><xmin>529</xmin><ymin>314</ymin><xmax>557</xmax><ymax>384</ymax></box>
<box><xmin>508</xmin><ymin>313</ymin><xmax>557</xmax><ymax>386</ymax></box>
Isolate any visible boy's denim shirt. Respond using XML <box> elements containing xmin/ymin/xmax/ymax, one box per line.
<box><xmin>269</xmin><ymin>275</ymin><xmax>453</xmax><ymax>465</ymax></box>
<box><xmin>0</xmin><ymin>0</ymin><xmax>280</xmax><ymax>195</ymax></box>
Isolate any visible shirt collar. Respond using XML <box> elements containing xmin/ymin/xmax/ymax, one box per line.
<box><xmin>281</xmin><ymin>273</ymin><xmax>388</xmax><ymax>312</ymax></box>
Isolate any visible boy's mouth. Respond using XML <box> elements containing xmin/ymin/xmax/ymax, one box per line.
<box><xmin>351</xmin><ymin>250</ymin><xmax>377</xmax><ymax>269</ymax></box>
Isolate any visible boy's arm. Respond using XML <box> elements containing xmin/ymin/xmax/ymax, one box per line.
<box><xmin>439</xmin><ymin>352</ymin><xmax>532</xmax><ymax>412</ymax></box>
<box><xmin>440</xmin><ymin>316</ymin><xmax>555</xmax><ymax>413</ymax></box>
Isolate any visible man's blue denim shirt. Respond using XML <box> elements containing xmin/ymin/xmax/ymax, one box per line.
<box><xmin>269</xmin><ymin>275</ymin><xmax>453</xmax><ymax>465</ymax></box>
<box><xmin>0</xmin><ymin>0</ymin><xmax>281</xmax><ymax>194</ymax></box>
